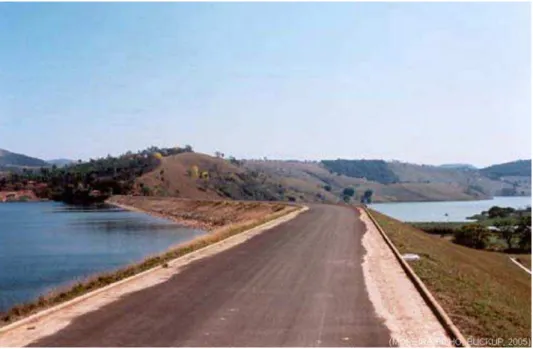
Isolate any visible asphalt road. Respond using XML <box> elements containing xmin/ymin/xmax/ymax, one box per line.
<box><xmin>30</xmin><ymin>205</ymin><xmax>392</xmax><ymax>347</ymax></box>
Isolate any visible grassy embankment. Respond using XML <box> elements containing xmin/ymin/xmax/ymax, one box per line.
<box><xmin>370</xmin><ymin>210</ymin><xmax>531</xmax><ymax>347</ymax></box>
<box><xmin>0</xmin><ymin>198</ymin><xmax>300</xmax><ymax>327</ymax></box>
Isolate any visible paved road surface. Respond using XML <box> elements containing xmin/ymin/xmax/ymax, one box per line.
<box><xmin>30</xmin><ymin>205</ymin><xmax>391</xmax><ymax>347</ymax></box>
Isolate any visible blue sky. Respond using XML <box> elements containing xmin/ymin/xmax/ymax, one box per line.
<box><xmin>0</xmin><ymin>2</ymin><xmax>530</xmax><ymax>167</ymax></box>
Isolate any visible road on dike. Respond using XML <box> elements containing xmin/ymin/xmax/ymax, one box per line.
<box><xmin>2</xmin><ymin>204</ymin><xmax>450</xmax><ymax>347</ymax></box>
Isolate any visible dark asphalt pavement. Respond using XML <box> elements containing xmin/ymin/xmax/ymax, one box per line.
<box><xmin>31</xmin><ymin>204</ymin><xmax>391</xmax><ymax>347</ymax></box>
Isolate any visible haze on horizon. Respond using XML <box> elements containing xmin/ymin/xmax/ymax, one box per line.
<box><xmin>0</xmin><ymin>2</ymin><xmax>530</xmax><ymax>168</ymax></box>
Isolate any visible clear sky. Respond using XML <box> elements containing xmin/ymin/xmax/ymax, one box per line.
<box><xmin>0</xmin><ymin>2</ymin><xmax>530</xmax><ymax>167</ymax></box>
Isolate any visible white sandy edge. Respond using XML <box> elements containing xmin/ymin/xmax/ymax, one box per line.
<box><xmin>510</xmin><ymin>257</ymin><xmax>532</xmax><ymax>275</ymax></box>
<box><xmin>0</xmin><ymin>206</ymin><xmax>308</xmax><ymax>347</ymax></box>
<box><xmin>359</xmin><ymin>208</ymin><xmax>452</xmax><ymax>348</ymax></box>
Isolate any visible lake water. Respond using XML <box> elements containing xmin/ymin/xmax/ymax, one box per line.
<box><xmin>0</xmin><ymin>202</ymin><xmax>207</xmax><ymax>313</ymax></box>
<box><xmin>369</xmin><ymin>196</ymin><xmax>532</xmax><ymax>222</ymax></box>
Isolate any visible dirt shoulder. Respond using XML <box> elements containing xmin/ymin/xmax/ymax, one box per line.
<box><xmin>359</xmin><ymin>209</ymin><xmax>451</xmax><ymax>347</ymax></box>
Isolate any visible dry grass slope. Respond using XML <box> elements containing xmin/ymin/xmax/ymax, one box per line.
<box><xmin>370</xmin><ymin>210</ymin><xmax>531</xmax><ymax>347</ymax></box>
<box><xmin>135</xmin><ymin>152</ymin><xmax>235</xmax><ymax>200</ymax></box>
<box><xmin>244</xmin><ymin>160</ymin><xmax>497</xmax><ymax>203</ymax></box>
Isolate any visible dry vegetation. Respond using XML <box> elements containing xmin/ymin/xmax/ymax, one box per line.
<box><xmin>108</xmin><ymin>195</ymin><xmax>292</xmax><ymax>231</ymax></box>
<box><xmin>369</xmin><ymin>209</ymin><xmax>531</xmax><ymax>347</ymax></box>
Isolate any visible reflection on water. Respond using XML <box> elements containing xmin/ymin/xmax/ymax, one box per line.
<box><xmin>0</xmin><ymin>201</ymin><xmax>207</xmax><ymax>312</ymax></box>
<box><xmin>370</xmin><ymin>196</ymin><xmax>532</xmax><ymax>222</ymax></box>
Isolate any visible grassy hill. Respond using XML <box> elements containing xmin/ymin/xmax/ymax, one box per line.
<box><xmin>0</xmin><ymin>148</ymin><xmax>48</xmax><ymax>169</ymax></box>
<box><xmin>243</xmin><ymin>158</ymin><xmax>531</xmax><ymax>202</ymax></box>
<box><xmin>135</xmin><ymin>153</ymin><xmax>315</xmax><ymax>202</ymax></box>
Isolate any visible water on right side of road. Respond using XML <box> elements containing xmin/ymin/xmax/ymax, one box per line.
<box><xmin>369</xmin><ymin>196</ymin><xmax>531</xmax><ymax>222</ymax></box>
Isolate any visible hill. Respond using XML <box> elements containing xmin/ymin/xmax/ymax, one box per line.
<box><xmin>0</xmin><ymin>149</ymin><xmax>48</xmax><ymax>169</ymax></box>
<box><xmin>244</xmin><ymin>158</ymin><xmax>531</xmax><ymax>202</ymax></box>
<box><xmin>481</xmin><ymin>160</ymin><xmax>531</xmax><ymax>179</ymax></box>
<box><xmin>1</xmin><ymin>145</ymin><xmax>530</xmax><ymax>204</ymax></box>
<box><xmin>134</xmin><ymin>153</ymin><xmax>317</xmax><ymax>202</ymax></box>
<box><xmin>244</xmin><ymin>160</ymin><xmax>490</xmax><ymax>203</ymax></box>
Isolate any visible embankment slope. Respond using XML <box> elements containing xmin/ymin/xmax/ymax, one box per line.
<box><xmin>370</xmin><ymin>210</ymin><xmax>531</xmax><ymax>345</ymax></box>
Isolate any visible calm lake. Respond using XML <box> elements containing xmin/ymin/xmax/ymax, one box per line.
<box><xmin>369</xmin><ymin>196</ymin><xmax>532</xmax><ymax>222</ymax></box>
<box><xmin>0</xmin><ymin>202</ymin><xmax>206</xmax><ymax>313</ymax></box>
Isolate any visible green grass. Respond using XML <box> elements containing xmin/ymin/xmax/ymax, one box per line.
<box><xmin>370</xmin><ymin>209</ymin><xmax>531</xmax><ymax>347</ymax></box>
<box><xmin>0</xmin><ymin>205</ymin><xmax>299</xmax><ymax>327</ymax></box>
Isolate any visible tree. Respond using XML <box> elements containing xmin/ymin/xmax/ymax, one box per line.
<box><xmin>494</xmin><ymin>218</ymin><xmax>517</xmax><ymax>250</ymax></box>
<box><xmin>453</xmin><ymin>224</ymin><xmax>490</xmax><ymax>249</ymax></box>
<box><xmin>323</xmin><ymin>185</ymin><xmax>332</xmax><ymax>192</ymax></box>
<box><xmin>517</xmin><ymin>216</ymin><xmax>532</xmax><ymax>252</ymax></box>
<box><xmin>342</xmin><ymin>187</ymin><xmax>355</xmax><ymax>197</ymax></box>
<box><xmin>487</xmin><ymin>206</ymin><xmax>515</xmax><ymax>219</ymax></box>
<box><xmin>228</xmin><ymin>156</ymin><xmax>241</xmax><ymax>166</ymax></box>
<box><xmin>361</xmin><ymin>189</ymin><xmax>373</xmax><ymax>204</ymax></box>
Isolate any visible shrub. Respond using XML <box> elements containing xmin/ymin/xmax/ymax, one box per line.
<box><xmin>487</xmin><ymin>206</ymin><xmax>515</xmax><ymax>219</ymax></box>
<box><xmin>453</xmin><ymin>224</ymin><xmax>490</xmax><ymax>249</ymax></box>
<box><xmin>342</xmin><ymin>187</ymin><xmax>355</xmax><ymax>197</ymax></box>
<box><xmin>141</xmin><ymin>185</ymin><xmax>152</xmax><ymax>196</ymax></box>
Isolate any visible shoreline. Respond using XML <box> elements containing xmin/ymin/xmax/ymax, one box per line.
<box><xmin>105</xmin><ymin>199</ymin><xmax>215</xmax><ymax>232</ymax></box>
<box><xmin>0</xmin><ymin>198</ymin><xmax>300</xmax><ymax>328</ymax></box>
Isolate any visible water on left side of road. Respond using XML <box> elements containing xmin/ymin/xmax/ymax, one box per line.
<box><xmin>0</xmin><ymin>201</ymin><xmax>207</xmax><ymax>313</ymax></box>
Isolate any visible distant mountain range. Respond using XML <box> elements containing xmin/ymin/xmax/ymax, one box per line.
<box><xmin>0</xmin><ymin>148</ymin><xmax>49</xmax><ymax>169</ymax></box>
